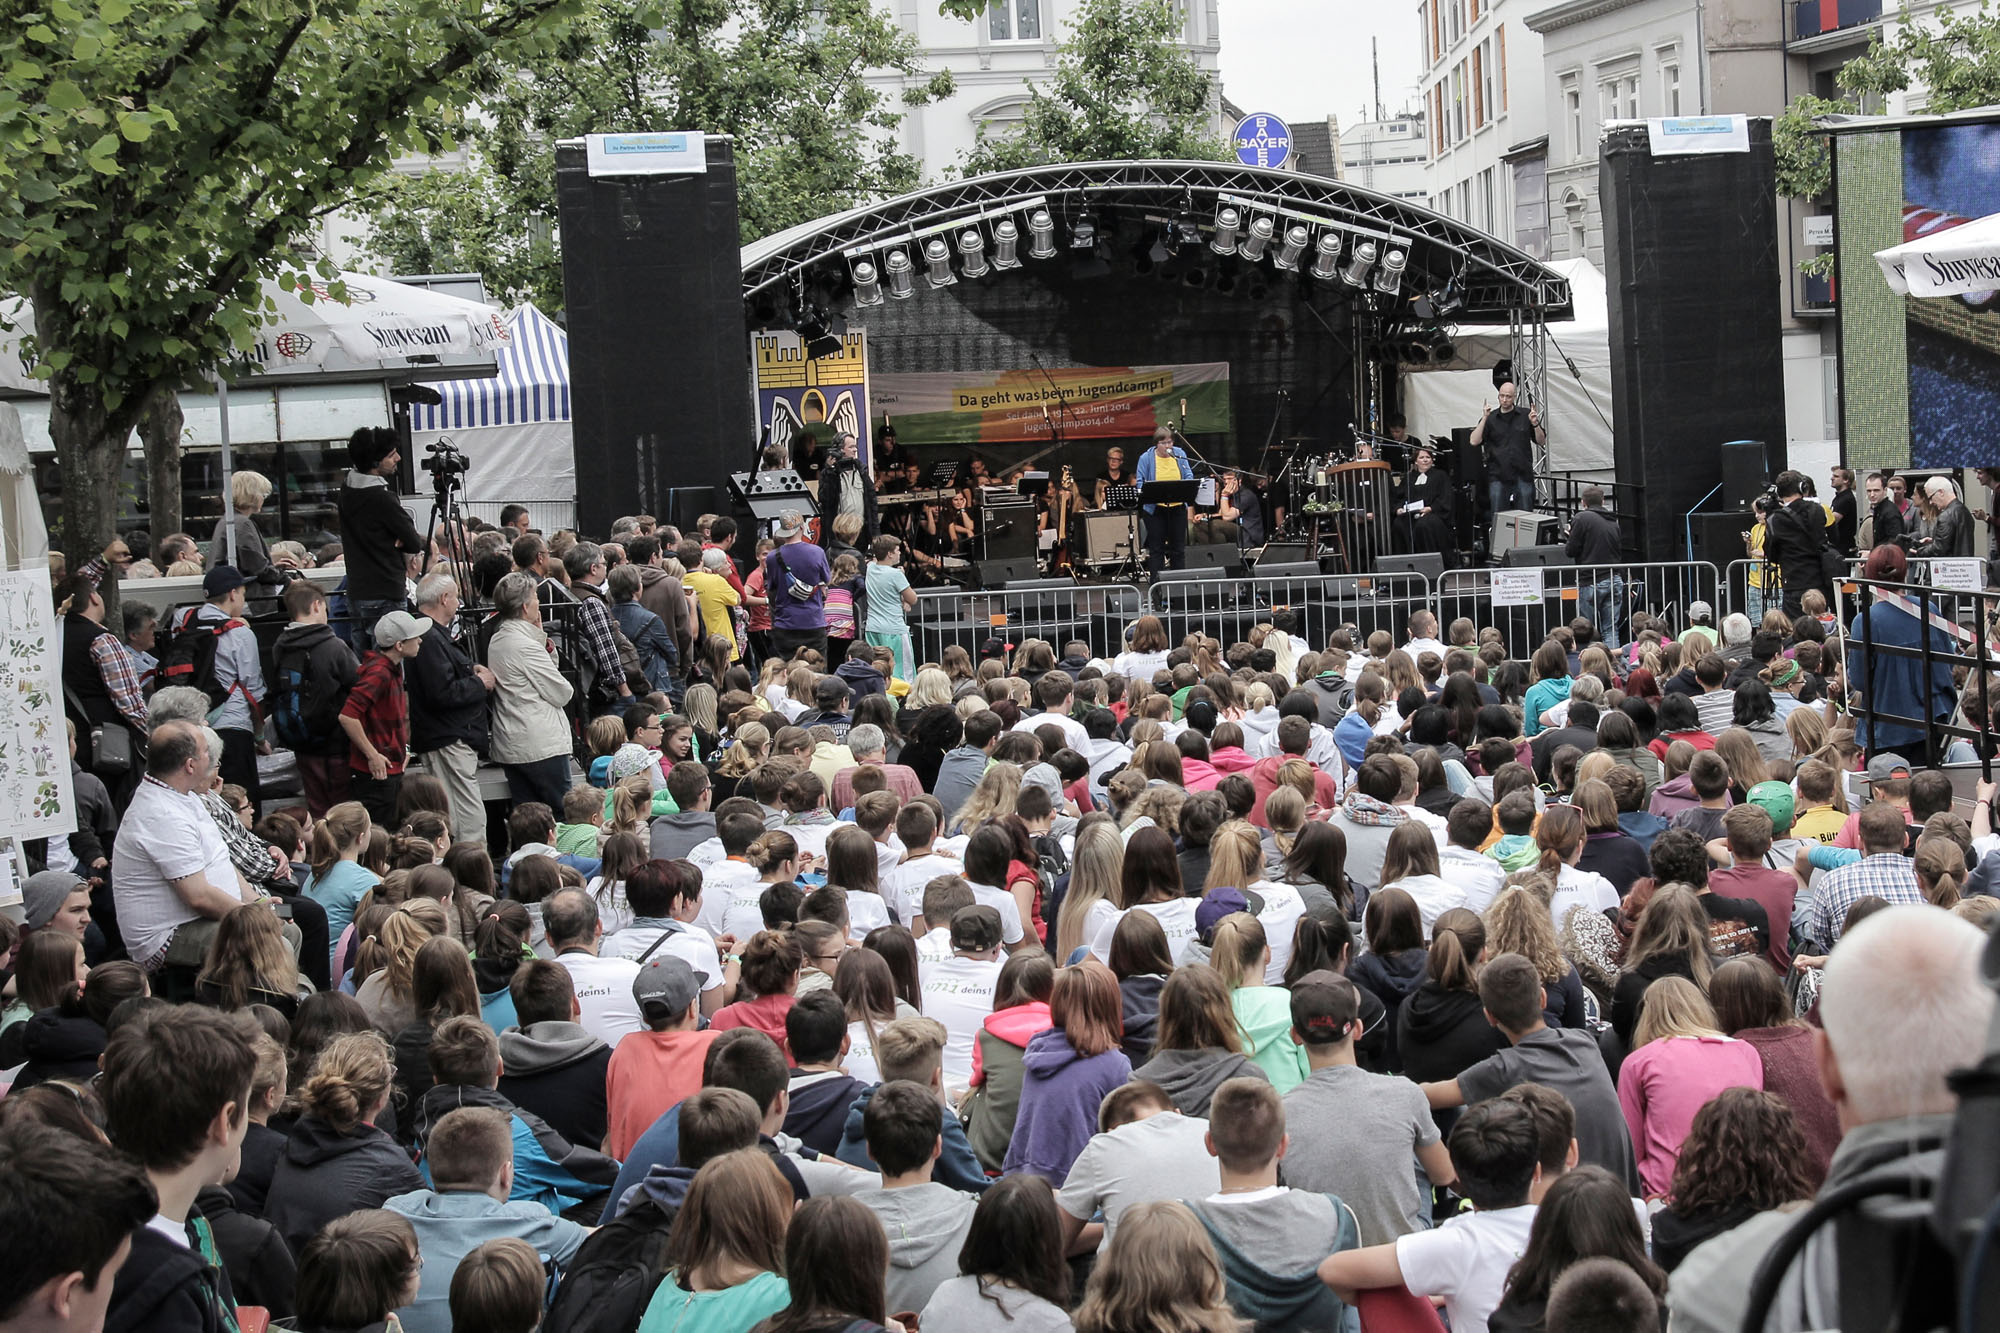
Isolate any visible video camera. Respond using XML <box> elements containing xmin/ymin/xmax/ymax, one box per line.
<box><xmin>421</xmin><ymin>438</ymin><xmax>469</xmax><ymax>489</ymax></box>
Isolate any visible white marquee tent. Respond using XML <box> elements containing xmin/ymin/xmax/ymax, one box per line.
<box><xmin>410</xmin><ymin>303</ymin><xmax>574</xmax><ymax>524</ymax></box>
<box><xmin>1399</xmin><ymin>257</ymin><xmax>1615</xmax><ymax>475</ymax></box>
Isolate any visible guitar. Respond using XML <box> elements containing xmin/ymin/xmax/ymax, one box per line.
<box><xmin>1051</xmin><ymin>464</ymin><xmax>1075</xmax><ymax>571</ymax></box>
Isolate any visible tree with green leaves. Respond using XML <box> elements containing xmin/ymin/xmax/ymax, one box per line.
<box><xmin>364</xmin><ymin>0</ymin><xmax>953</xmax><ymax>314</ymax></box>
<box><xmin>955</xmin><ymin>0</ymin><xmax>1229</xmax><ymax>175</ymax></box>
<box><xmin>1776</xmin><ymin>2</ymin><xmax>2000</xmax><ymax>201</ymax></box>
<box><xmin>0</xmin><ymin>0</ymin><xmax>583</xmax><ymax>562</ymax></box>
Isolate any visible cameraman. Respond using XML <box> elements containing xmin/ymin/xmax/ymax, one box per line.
<box><xmin>1763</xmin><ymin>470</ymin><xmax>1834</xmax><ymax>618</ymax></box>
<box><xmin>337</xmin><ymin>426</ymin><xmax>427</xmax><ymax>644</ymax></box>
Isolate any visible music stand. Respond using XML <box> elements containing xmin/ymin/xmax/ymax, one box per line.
<box><xmin>1138</xmin><ymin>480</ymin><xmax>1202</xmax><ymax>508</ymax></box>
<box><xmin>1105</xmin><ymin>482</ymin><xmax>1139</xmax><ymax>511</ymax></box>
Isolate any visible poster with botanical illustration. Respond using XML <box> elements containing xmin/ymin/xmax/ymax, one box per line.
<box><xmin>0</xmin><ymin>565</ymin><xmax>75</xmax><ymax>843</ymax></box>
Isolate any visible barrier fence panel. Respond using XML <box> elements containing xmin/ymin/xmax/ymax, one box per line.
<box><xmin>1842</xmin><ymin>569</ymin><xmax>1994</xmax><ymax>776</ymax></box>
<box><xmin>1436</xmin><ymin>561</ymin><xmax>1721</xmax><ymax>657</ymax></box>
<box><xmin>1146</xmin><ymin>571</ymin><xmax>1436</xmax><ymax>649</ymax></box>
<box><xmin>910</xmin><ymin>583</ymin><xmax>1145</xmax><ymax>663</ymax></box>
<box><xmin>1730</xmin><ymin>556</ymin><xmax>1991</xmax><ymax>626</ymax></box>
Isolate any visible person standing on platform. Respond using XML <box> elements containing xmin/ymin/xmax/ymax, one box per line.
<box><xmin>1765</xmin><ymin>470</ymin><xmax>1834</xmax><ymax>619</ymax></box>
<box><xmin>765</xmin><ymin>511</ymin><xmax>832</xmax><ymax>664</ymax></box>
<box><xmin>1472</xmin><ymin>382</ymin><xmax>1543</xmax><ymax>518</ymax></box>
<box><xmin>1829</xmin><ymin>466</ymin><xmax>1858</xmax><ymax>558</ymax></box>
<box><xmin>1914</xmin><ymin>476</ymin><xmax>1973</xmax><ymax>558</ymax></box>
<box><xmin>1566</xmin><ymin>487</ymin><xmax>1626</xmax><ymax>650</ymax></box>
<box><xmin>820</xmin><ymin>433</ymin><xmax>877</xmax><ymax>551</ymax></box>
<box><xmin>1401</xmin><ymin>446</ymin><xmax>1456</xmax><ymax>567</ymax></box>
<box><xmin>1863</xmin><ymin>472</ymin><xmax>1904</xmax><ymax>552</ymax></box>
<box><xmin>1136</xmin><ymin>427</ymin><xmax>1192</xmax><ymax>577</ymax></box>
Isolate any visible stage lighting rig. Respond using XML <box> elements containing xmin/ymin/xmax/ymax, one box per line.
<box><xmin>1241</xmin><ymin>214</ymin><xmax>1274</xmax><ymax>262</ymax></box>
<box><xmin>884</xmin><ymin>248</ymin><xmax>915</xmax><ymax>300</ymax></box>
<box><xmin>1309</xmin><ymin>231</ymin><xmax>1342</xmax><ymax>281</ymax></box>
<box><xmin>1341</xmin><ymin>238</ymin><xmax>1378</xmax><ymax>288</ymax></box>
<box><xmin>1070</xmin><ymin>212</ymin><xmax>1098</xmax><ymax>250</ymax></box>
<box><xmin>1027</xmin><ymin>209</ymin><xmax>1056</xmax><ymax>259</ymax></box>
<box><xmin>923</xmin><ymin>237</ymin><xmax>957</xmax><ymax>288</ymax></box>
<box><xmin>1211</xmin><ymin>206</ymin><xmax>1241</xmax><ymax>255</ymax></box>
<box><xmin>851</xmin><ymin>259</ymin><xmax>882</xmax><ymax>307</ymax></box>
<box><xmin>959</xmin><ymin>228</ymin><xmax>989</xmax><ymax>278</ymax></box>
<box><xmin>1273</xmin><ymin>223</ymin><xmax>1309</xmax><ymax>272</ymax></box>
<box><xmin>1373</xmin><ymin>244</ymin><xmax>1408</xmax><ymax>295</ymax></box>
<box><xmin>993</xmin><ymin>218</ymin><xmax>1022</xmax><ymax>269</ymax></box>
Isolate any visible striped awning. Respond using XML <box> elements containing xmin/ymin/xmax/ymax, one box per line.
<box><xmin>414</xmin><ymin>302</ymin><xmax>569</xmax><ymax>431</ymax></box>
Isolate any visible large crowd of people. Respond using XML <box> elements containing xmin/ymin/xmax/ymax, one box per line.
<box><xmin>5</xmin><ymin>425</ymin><xmax>1998</xmax><ymax>1333</ymax></box>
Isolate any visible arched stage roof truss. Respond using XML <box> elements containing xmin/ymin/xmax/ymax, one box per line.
<box><xmin>740</xmin><ymin>159</ymin><xmax>1573</xmax><ymax>327</ymax></box>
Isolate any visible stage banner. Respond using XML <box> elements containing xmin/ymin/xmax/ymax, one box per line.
<box><xmin>753</xmin><ymin>329</ymin><xmax>871</xmax><ymax>462</ymax></box>
<box><xmin>0</xmin><ymin>565</ymin><xmax>76</xmax><ymax>849</ymax></box>
<box><xmin>871</xmin><ymin>363</ymin><xmax>1232</xmax><ymax>444</ymax></box>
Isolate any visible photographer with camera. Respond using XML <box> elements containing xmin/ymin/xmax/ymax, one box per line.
<box><xmin>337</xmin><ymin>426</ymin><xmax>428</xmax><ymax>644</ymax></box>
<box><xmin>1762</xmin><ymin>471</ymin><xmax>1836</xmax><ymax>619</ymax></box>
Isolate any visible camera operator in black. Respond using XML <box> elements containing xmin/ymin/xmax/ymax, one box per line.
<box><xmin>336</xmin><ymin>426</ymin><xmax>427</xmax><ymax>644</ymax></box>
<box><xmin>1764</xmin><ymin>470</ymin><xmax>1835</xmax><ymax>618</ymax></box>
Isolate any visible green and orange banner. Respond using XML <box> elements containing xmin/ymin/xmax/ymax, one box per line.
<box><xmin>871</xmin><ymin>362</ymin><xmax>1232</xmax><ymax>444</ymax></box>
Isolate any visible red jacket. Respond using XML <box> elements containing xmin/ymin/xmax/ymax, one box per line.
<box><xmin>1247</xmin><ymin>755</ymin><xmax>1337</xmax><ymax>828</ymax></box>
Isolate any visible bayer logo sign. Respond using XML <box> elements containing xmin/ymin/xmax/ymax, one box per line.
<box><xmin>1234</xmin><ymin>113</ymin><xmax>1293</xmax><ymax>169</ymax></box>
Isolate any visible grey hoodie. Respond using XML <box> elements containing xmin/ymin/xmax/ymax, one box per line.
<box><xmin>1130</xmin><ymin>1046</ymin><xmax>1270</xmax><ymax>1117</ymax></box>
<box><xmin>496</xmin><ymin>1021</ymin><xmax>606</xmax><ymax>1076</ymax></box>
<box><xmin>852</xmin><ymin>1182</ymin><xmax>979</xmax><ymax>1315</ymax></box>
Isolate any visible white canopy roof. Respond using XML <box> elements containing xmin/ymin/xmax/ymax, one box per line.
<box><xmin>1875</xmin><ymin>210</ymin><xmax>2000</xmax><ymax>299</ymax></box>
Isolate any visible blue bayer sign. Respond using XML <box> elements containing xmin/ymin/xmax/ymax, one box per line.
<box><xmin>1234</xmin><ymin>113</ymin><xmax>1292</xmax><ymax>169</ymax></box>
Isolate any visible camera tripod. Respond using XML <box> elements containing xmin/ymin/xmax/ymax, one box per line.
<box><xmin>422</xmin><ymin>438</ymin><xmax>476</xmax><ymax>596</ymax></box>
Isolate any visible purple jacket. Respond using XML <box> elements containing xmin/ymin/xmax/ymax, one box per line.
<box><xmin>765</xmin><ymin>541</ymin><xmax>830</xmax><ymax>631</ymax></box>
<box><xmin>1001</xmin><ymin>1029</ymin><xmax>1132</xmax><ymax>1184</ymax></box>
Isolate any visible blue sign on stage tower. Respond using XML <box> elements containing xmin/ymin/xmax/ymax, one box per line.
<box><xmin>1234</xmin><ymin>113</ymin><xmax>1293</xmax><ymax>169</ymax></box>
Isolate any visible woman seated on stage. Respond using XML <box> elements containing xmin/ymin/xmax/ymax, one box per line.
<box><xmin>1401</xmin><ymin>445</ymin><xmax>1457</xmax><ymax>565</ymax></box>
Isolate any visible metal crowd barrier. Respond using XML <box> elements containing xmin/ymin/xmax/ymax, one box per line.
<box><xmin>1842</xmin><ymin>568</ymin><xmax>1994</xmax><ymax>774</ymax></box>
<box><xmin>910</xmin><ymin>582</ymin><xmax>1144</xmax><ymax>662</ymax></box>
<box><xmin>1145</xmin><ymin>570</ymin><xmax>1436</xmax><ymax>648</ymax></box>
<box><xmin>1435</xmin><ymin>560</ymin><xmax>1721</xmax><ymax>655</ymax></box>
<box><xmin>1731</xmin><ymin>555</ymin><xmax>1993</xmax><ymax>628</ymax></box>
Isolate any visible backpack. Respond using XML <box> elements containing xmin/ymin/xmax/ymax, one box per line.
<box><xmin>541</xmin><ymin>1195</ymin><xmax>677</xmax><ymax>1333</ymax></box>
<box><xmin>158</xmin><ymin>609</ymin><xmax>246</xmax><ymax>712</ymax></box>
<box><xmin>269</xmin><ymin>636</ymin><xmax>350</xmax><ymax>751</ymax></box>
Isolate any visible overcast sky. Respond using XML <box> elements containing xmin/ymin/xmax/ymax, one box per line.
<box><xmin>1214</xmin><ymin>1</ymin><xmax>1425</xmax><ymax>129</ymax></box>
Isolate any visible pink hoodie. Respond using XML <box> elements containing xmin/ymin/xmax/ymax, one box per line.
<box><xmin>971</xmin><ymin>1001</ymin><xmax>1052</xmax><ymax>1085</ymax></box>
<box><xmin>1181</xmin><ymin>758</ymin><xmax>1225</xmax><ymax>791</ymax></box>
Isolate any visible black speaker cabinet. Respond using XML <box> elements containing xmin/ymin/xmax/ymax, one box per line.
<box><xmin>1184</xmin><ymin>542</ymin><xmax>1246</xmax><ymax>573</ymax></box>
<box><xmin>1600</xmin><ymin>121</ymin><xmax>1786</xmax><ymax>560</ymax></box>
<box><xmin>1502</xmin><ymin>544</ymin><xmax>1568</xmax><ymax>567</ymax></box>
<box><xmin>556</xmin><ymin>137</ymin><xmax>755</xmax><ymax>536</ymax></box>
<box><xmin>1687</xmin><ymin>510</ymin><xmax>1751</xmax><ymax>566</ymax></box>
<box><xmin>974</xmin><ymin>557</ymin><xmax>1042</xmax><ymax>588</ymax></box>
<box><xmin>1720</xmin><ymin>441</ymin><xmax>1769</xmax><ymax>512</ymax></box>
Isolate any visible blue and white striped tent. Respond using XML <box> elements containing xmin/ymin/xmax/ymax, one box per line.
<box><xmin>411</xmin><ymin>303</ymin><xmax>575</xmax><ymax>522</ymax></box>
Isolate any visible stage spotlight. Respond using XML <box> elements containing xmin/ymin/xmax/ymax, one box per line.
<box><xmin>1241</xmin><ymin>214</ymin><xmax>1274</xmax><ymax>261</ymax></box>
<box><xmin>993</xmin><ymin>219</ymin><xmax>1022</xmax><ymax>269</ymax></box>
<box><xmin>851</xmin><ymin>259</ymin><xmax>882</xmax><ymax>307</ymax></box>
<box><xmin>1273</xmin><ymin>224</ymin><xmax>1309</xmax><ymax>272</ymax></box>
<box><xmin>1373</xmin><ymin>244</ymin><xmax>1408</xmax><ymax>295</ymax></box>
<box><xmin>1028</xmin><ymin>210</ymin><xmax>1056</xmax><ymax>259</ymax></box>
<box><xmin>1175</xmin><ymin>213</ymin><xmax>1201</xmax><ymax>251</ymax></box>
<box><xmin>1147</xmin><ymin>228</ymin><xmax>1171</xmax><ymax>266</ymax></box>
<box><xmin>1211</xmin><ymin>206</ymin><xmax>1240</xmax><ymax>255</ymax></box>
<box><xmin>1070</xmin><ymin>213</ymin><xmax>1097</xmax><ymax>250</ymax></box>
<box><xmin>884</xmin><ymin>248</ymin><xmax>915</xmax><ymax>300</ymax></box>
<box><xmin>1310</xmin><ymin>231</ymin><xmax>1343</xmax><ymax>280</ymax></box>
<box><xmin>1341</xmin><ymin>238</ymin><xmax>1378</xmax><ymax>288</ymax></box>
<box><xmin>924</xmin><ymin>237</ymin><xmax>957</xmax><ymax>289</ymax></box>
<box><xmin>958</xmin><ymin>228</ymin><xmax>989</xmax><ymax>278</ymax></box>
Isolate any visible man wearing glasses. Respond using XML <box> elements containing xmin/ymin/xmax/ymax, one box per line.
<box><xmin>407</xmin><ymin>571</ymin><xmax>497</xmax><ymax>845</ymax></box>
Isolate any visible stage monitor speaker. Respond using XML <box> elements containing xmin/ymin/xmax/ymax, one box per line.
<box><xmin>1255</xmin><ymin>542</ymin><xmax>1312</xmax><ymax>568</ymax></box>
<box><xmin>1720</xmin><ymin>441</ymin><xmax>1769</xmax><ymax>512</ymax></box>
<box><xmin>1375</xmin><ymin>552</ymin><xmax>1445</xmax><ymax>581</ymax></box>
<box><xmin>980</xmin><ymin>504</ymin><xmax>1038</xmax><ymax>563</ymax></box>
<box><xmin>1601</xmin><ymin>122</ymin><xmax>1786</xmax><ymax>560</ymax></box>
<box><xmin>1183</xmin><ymin>543</ymin><xmax>1245</xmax><ymax>574</ymax></box>
<box><xmin>556</xmin><ymin>137</ymin><xmax>754</xmax><ymax>537</ymax></box>
<box><xmin>1252</xmin><ymin>561</ymin><xmax>1322</xmax><ymax>581</ymax></box>
<box><xmin>1503</xmin><ymin>544</ymin><xmax>1568</xmax><ymax>568</ymax></box>
<box><xmin>1493</xmin><ymin>509</ymin><xmax>1559</xmax><ymax>554</ymax></box>
<box><xmin>1687</xmin><ymin>510</ymin><xmax>1750</xmax><ymax>566</ymax></box>
<box><xmin>974</xmin><ymin>557</ymin><xmax>1042</xmax><ymax>588</ymax></box>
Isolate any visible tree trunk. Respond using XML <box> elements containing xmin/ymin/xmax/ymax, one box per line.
<box><xmin>46</xmin><ymin>376</ymin><xmax>127</xmax><ymax>616</ymax></box>
<box><xmin>139</xmin><ymin>385</ymin><xmax>185</xmax><ymax>558</ymax></box>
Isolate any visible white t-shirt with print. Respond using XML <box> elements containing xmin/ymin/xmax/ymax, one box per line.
<box><xmin>919</xmin><ymin>953</ymin><xmax>1002</xmax><ymax>1087</ymax></box>
<box><xmin>600</xmin><ymin>922</ymin><xmax>726</xmax><ymax>995</ymax></box>
<box><xmin>553</xmin><ymin>950</ymin><xmax>645</xmax><ymax>1046</ymax></box>
<box><xmin>882</xmin><ymin>852</ymin><xmax>963</xmax><ymax>925</ymax></box>
<box><xmin>964</xmin><ymin>880</ymin><xmax>1027</xmax><ymax>946</ymax></box>
<box><xmin>694</xmin><ymin>859</ymin><xmax>759</xmax><ymax>940</ymax></box>
<box><xmin>1087</xmin><ymin>898</ymin><xmax>1200</xmax><ymax>965</ymax></box>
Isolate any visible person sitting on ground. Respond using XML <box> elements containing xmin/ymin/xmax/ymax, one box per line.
<box><xmin>412</xmin><ymin>1014</ymin><xmax>619</xmax><ymax>1217</ymax></box>
<box><xmin>385</xmin><ymin>1106</ymin><xmax>588</xmax><ymax>1333</ymax></box>
<box><xmin>781</xmin><ymin>991</ymin><xmax>868</xmax><ymax>1156</ymax></box>
<box><xmin>834</xmin><ymin>1016</ymin><xmax>991</xmax><ymax>1195</ymax></box>
<box><xmin>447</xmin><ymin>1236</ymin><xmax>547</xmax><ymax>1333</ymax></box>
<box><xmin>0</xmin><ymin>1120</ymin><xmax>157</xmax><ymax>1333</ymax></box>
<box><xmin>850</xmin><ymin>1079</ymin><xmax>981</xmax><ymax>1315</ymax></box>
<box><xmin>1419</xmin><ymin>953</ymin><xmax>1641</xmax><ymax>1193</ymax></box>
<box><xmin>918</xmin><ymin>1174</ymin><xmax>1074</xmax><ymax>1330</ymax></box>
<box><xmin>495</xmin><ymin>958</ymin><xmax>614</xmax><ymax>1153</ymax></box>
<box><xmin>289</xmin><ymin>1210</ymin><xmax>424</xmax><ymax>1333</ymax></box>
<box><xmin>1486</xmin><ymin>1164</ymin><xmax>1666</xmax><ymax>1332</ymax></box>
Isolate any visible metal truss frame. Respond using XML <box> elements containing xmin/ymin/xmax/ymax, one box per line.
<box><xmin>740</xmin><ymin>159</ymin><xmax>1573</xmax><ymax>324</ymax></box>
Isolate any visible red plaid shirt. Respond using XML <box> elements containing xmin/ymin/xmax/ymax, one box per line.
<box><xmin>341</xmin><ymin>650</ymin><xmax>409</xmax><ymax>775</ymax></box>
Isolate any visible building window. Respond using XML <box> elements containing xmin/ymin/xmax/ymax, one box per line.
<box><xmin>1472</xmin><ymin>46</ymin><xmax>1485</xmax><ymax>127</ymax></box>
<box><xmin>988</xmin><ymin>0</ymin><xmax>1041</xmax><ymax>42</ymax></box>
<box><xmin>1572</xmin><ymin>219</ymin><xmax>1588</xmax><ymax>256</ymax></box>
<box><xmin>1445</xmin><ymin>0</ymin><xmax>1462</xmax><ymax>48</ymax></box>
<box><xmin>1480</xmin><ymin>39</ymin><xmax>1496</xmax><ymax>125</ymax></box>
<box><xmin>1598</xmin><ymin>60</ymin><xmax>1639</xmax><ymax>123</ymax></box>
<box><xmin>1562</xmin><ymin>74</ymin><xmax>1583</xmax><ymax>160</ymax></box>
<box><xmin>1426</xmin><ymin>0</ymin><xmax>1440</xmax><ymax>66</ymax></box>
<box><xmin>1451</xmin><ymin>62</ymin><xmax>1467</xmax><ymax>143</ymax></box>
<box><xmin>1479</xmin><ymin>167</ymin><xmax>1495</xmax><ymax>229</ymax></box>
<box><xmin>1658</xmin><ymin>48</ymin><xmax>1681</xmax><ymax>115</ymax></box>
<box><xmin>1497</xmin><ymin>25</ymin><xmax>1507</xmax><ymax>110</ymax></box>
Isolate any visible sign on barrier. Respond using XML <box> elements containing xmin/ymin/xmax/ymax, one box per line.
<box><xmin>1491</xmin><ymin>569</ymin><xmax>1544</xmax><ymax>607</ymax></box>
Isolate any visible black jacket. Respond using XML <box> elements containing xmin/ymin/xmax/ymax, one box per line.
<box><xmin>104</xmin><ymin>1210</ymin><xmax>238</xmax><ymax>1333</ymax></box>
<box><xmin>226</xmin><ymin>1121</ymin><xmax>288</xmax><ymax>1217</ymax></box>
<box><xmin>265</xmin><ymin>1116</ymin><xmax>424</xmax><ymax>1258</ymax></box>
<box><xmin>1924</xmin><ymin>498</ymin><xmax>1974</xmax><ymax>557</ymax></box>
<box><xmin>407</xmin><ymin>619</ymin><xmax>490</xmax><ymax>753</ymax></box>
<box><xmin>1871</xmin><ymin>496</ymin><xmax>1907</xmax><ymax>549</ymax></box>
<box><xmin>1766</xmin><ymin>497</ymin><xmax>1832</xmax><ymax>600</ymax></box>
<box><xmin>1119</xmin><ymin>973</ymin><xmax>1166</xmax><ymax>1063</ymax></box>
<box><xmin>13</xmin><ymin>1007</ymin><xmax>107</xmax><ymax>1090</ymax></box>
<box><xmin>1565</xmin><ymin>506</ymin><xmax>1623</xmax><ymax>566</ymax></box>
<box><xmin>270</xmin><ymin>621</ymin><xmax>358</xmax><ymax>756</ymax></box>
<box><xmin>195</xmin><ymin>1185</ymin><xmax>296</xmax><ymax>1320</ymax></box>
<box><xmin>497</xmin><ymin>1021</ymin><xmax>615</xmax><ymax>1152</ymax></box>
<box><xmin>1397</xmin><ymin>981</ymin><xmax>1510</xmax><ymax>1086</ymax></box>
<box><xmin>783</xmin><ymin>1068</ymin><xmax>869</xmax><ymax>1156</ymax></box>
<box><xmin>1349</xmin><ymin>949</ymin><xmax>1429</xmax><ymax>1073</ymax></box>
<box><xmin>335</xmin><ymin>474</ymin><xmax>425</xmax><ymax>603</ymax></box>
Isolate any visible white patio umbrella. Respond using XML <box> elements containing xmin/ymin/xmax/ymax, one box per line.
<box><xmin>1874</xmin><ymin>210</ymin><xmax>2000</xmax><ymax>298</ymax></box>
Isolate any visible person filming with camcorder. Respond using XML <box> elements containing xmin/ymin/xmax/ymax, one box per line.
<box><xmin>336</xmin><ymin>425</ymin><xmax>429</xmax><ymax>645</ymax></box>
